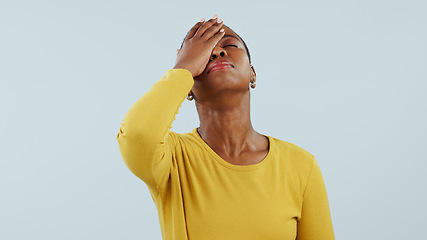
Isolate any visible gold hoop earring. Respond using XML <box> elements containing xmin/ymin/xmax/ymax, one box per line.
<box><xmin>187</xmin><ymin>94</ymin><xmax>194</xmax><ymax>101</ymax></box>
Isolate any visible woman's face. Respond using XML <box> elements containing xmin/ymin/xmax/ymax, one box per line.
<box><xmin>191</xmin><ymin>26</ymin><xmax>255</xmax><ymax>101</ymax></box>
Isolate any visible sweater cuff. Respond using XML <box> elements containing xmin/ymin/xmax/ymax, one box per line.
<box><xmin>166</xmin><ymin>69</ymin><xmax>194</xmax><ymax>86</ymax></box>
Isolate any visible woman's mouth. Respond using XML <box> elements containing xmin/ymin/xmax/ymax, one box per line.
<box><xmin>208</xmin><ymin>60</ymin><xmax>233</xmax><ymax>74</ymax></box>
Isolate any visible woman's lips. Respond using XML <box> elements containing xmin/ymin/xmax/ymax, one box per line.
<box><xmin>208</xmin><ymin>60</ymin><xmax>233</xmax><ymax>73</ymax></box>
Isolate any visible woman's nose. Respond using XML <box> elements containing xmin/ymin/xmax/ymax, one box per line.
<box><xmin>210</xmin><ymin>48</ymin><xmax>226</xmax><ymax>60</ymax></box>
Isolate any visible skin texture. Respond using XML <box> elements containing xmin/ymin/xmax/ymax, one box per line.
<box><xmin>173</xmin><ymin>16</ymin><xmax>268</xmax><ymax>165</ymax></box>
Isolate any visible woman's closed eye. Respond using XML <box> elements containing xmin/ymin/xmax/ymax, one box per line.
<box><xmin>224</xmin><ymin>44</ymin><xmax>238</xmax><ymax>48</ymax></box>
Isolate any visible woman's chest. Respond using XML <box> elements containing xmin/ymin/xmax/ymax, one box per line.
<box><xmin>177</xmin><ymin>160</ymin><xmax>302</xmax><ymax>239</ymax></box>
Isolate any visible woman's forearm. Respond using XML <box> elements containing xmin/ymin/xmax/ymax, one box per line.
<box><xmin>117</xmin><ymin>69</ymin><xmax>194</xmax><ymax>189</ymax></box>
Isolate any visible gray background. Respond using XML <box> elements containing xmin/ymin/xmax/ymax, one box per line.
<box><xmin>1</xmin><ymin>0</ymin><xmax>426</xmax><ymax>239</ymax></box>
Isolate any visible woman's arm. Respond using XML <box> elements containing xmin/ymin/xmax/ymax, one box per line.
<box><xmin>297</xmin><ymin>158</ymin><xmax>335</xmax><ymax>240</ymax></box>
<box><xmin>117</xmin><ymin>16</ymin><xmax>225</xmax><ymax>190</ymax></box>
<box><xmin>116</xmin><ymin>69</ymin><xmax>193</xmax><ymax>189</ymax></box>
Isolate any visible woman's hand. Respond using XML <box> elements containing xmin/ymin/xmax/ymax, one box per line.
<box><xmin>173</xmin><ymin>15</ymin><xmax>225</xmax><ymax>78</ymax></box>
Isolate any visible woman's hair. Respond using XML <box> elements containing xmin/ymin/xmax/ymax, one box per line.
<box><xmin>179</xmin><ymin>25</ymin><xmax>252</xmax><ymax>64</ymax></box>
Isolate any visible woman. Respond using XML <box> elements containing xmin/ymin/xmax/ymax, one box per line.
<box><xmin>117</xmin><ymin>15</ymin><xmax>335</xmax><ymax>240</ymax></box>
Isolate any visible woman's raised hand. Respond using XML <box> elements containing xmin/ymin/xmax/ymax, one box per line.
<box><xmin>173</xmin><ymin>15</ymin><xmax>225</xmax><ymax>77</ymax></box>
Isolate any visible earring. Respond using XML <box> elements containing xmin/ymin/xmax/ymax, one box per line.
<box><xmin>187</xmin><ymin>93</ymin><xmax>194</xmax><ymax>101</ymax></box>
<box><xmin>250</xmin><ymin>74</ymin><xmax>256</xmax><ymax>89</ymax></box>
<box><xmin>250</xmin><ymin>81</ymin><xmax>256</xmax><ymax>89</ymax></box>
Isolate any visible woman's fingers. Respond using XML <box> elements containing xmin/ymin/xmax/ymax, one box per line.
<box><xmin>185</xmin><ymin>19</ymin><xmax>205</xmax><ymax>41</ymax></box>
<box><xmin>202</xmin><ymin>20</ymin><xmax>224</xmax><ymax>40</ymax></box>
<box><xmin>208</xmin><ymin>28</ymin><xmax>226</xmax><ymax>45</ymax></box>
<box><xmin>193</xmin><ymin>15</ymin><xmax>220</xmax><ymax>38</ymax></box>
<box><xmin>185</xmin><ymin>15</ymin><xmax>222</xmax><ymax>42</ymax></box>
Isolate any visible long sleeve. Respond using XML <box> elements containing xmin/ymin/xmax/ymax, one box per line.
<box><xmin>116</xmin><ymin>69</ymin><xmax>194</xmax><ymax>190</ymax></box>
<box><xmin>297</xmin><ymin>158</ymin><xmax>335</xmax><ymax>240</ymax></box>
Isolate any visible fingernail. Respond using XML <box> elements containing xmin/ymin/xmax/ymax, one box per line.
<box><xmin>220</xmin><ymin>29</ymin><xmax>224</xmax><ymax>32</ymax></box>
<box><xmin>217</xmin><ymin>18</ymin><xmax>223</xmax><ymax>23</ymax></box>
<box><xmin>211</xmin><ymin>14</ymin><xmax>218</xmax><ymax>19</ymax></box>
<box><xmin>199</xmin><ymin>18</ymin><xmax>205</xmax><ymax>22</ymax></box>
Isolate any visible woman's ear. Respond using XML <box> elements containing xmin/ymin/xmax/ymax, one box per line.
<box><xmin>250</xmin><ymin>65</ymin><xmax>256</xmax><ymax>82</ymax></box>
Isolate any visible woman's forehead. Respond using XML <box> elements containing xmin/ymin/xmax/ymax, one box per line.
<box><xmin>222</xmin><ymin>26</ymin><xmax>242</xmax><ymax>42</ymax></box>
<box><xmin>223</xmin><ymin>25</ymin><xmax>237</xmax><ymax>35</ymax></box>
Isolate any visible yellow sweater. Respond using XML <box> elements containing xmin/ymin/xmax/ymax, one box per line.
<box><xmin>117</xmin><ymin>69</ymin><xmax>335</xmax><ymax>240</ymax></box>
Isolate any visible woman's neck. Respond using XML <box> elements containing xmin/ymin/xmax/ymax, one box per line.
<box><xmin>195</xmin><ymin>92</ymin><xmax>260</xmax><ymax>157</ymax></box>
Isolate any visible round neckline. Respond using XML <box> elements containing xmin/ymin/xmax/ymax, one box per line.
<box><xmin>191</xmin><ymin>127</ymin><xmax>273</xmax><ymax>171</ymax></box>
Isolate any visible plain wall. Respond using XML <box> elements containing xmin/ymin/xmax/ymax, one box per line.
<box><xmin>1</xmin><ymin>0</ymin><xmax>426</xmax><ymax>239</ymax></box>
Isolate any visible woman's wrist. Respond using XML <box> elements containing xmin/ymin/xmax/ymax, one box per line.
<box><xmin>173</xmin><ymin>65</ymin><xmax>195</xmax><ymax>77</ymax></box>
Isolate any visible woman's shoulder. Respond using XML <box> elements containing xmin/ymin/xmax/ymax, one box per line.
<box><xmin>167</xmin><ymin>128</ymin><xmax>205</xmax><ymax>149</ymax></box>
<box><xmin>267</xmin><ymin>135</ymin><xmax>316</xmax><ymax>167</ymax></box>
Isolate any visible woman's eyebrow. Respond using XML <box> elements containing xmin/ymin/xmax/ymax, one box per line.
<box><xmin>221</xmin><ymin>34</ymin><xmax>243</xmax><ymax>43</ymax></box>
